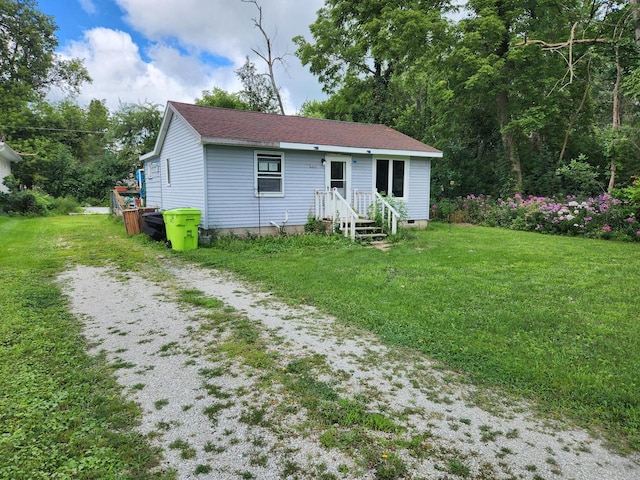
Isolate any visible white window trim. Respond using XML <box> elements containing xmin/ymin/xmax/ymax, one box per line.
<box><xmin>165</xmin><ymin>158</ymin><xmax>171</xmax><ymax>186</ymax></box>
<box><xmin>372</xmin><ymin>155</ymin><xmax>410</xmax><ymax>201</ymax></box>
<box><xmin>254</xmin><ymin>150</ymin><xmax>285</xmax><ymax>197</ymax></box>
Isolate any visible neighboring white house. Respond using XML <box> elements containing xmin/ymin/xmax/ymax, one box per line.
<box><xmin>141</xmin><ymin>101</ymin><xmax>443</xmax><ymax>238</ymax></box>
<box><xmin>0</xmin><ymin>142</ymin><xmax>22</xmax><ymax>194</ymax></box>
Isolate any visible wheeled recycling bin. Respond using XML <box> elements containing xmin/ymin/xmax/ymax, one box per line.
<box><xmin>142</xmin><ymin>211</ymin><xmax>166</xmax><ymax>241</ymax></box>
<box><xmin>162</xmin><ymin>208</ymin><xmax>201</xmax><ymax>251</ymax></box>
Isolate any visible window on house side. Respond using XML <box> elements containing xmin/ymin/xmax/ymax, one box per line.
<box><xmin>166</xmin><ymin>158</ymin><xmax>171</xmax><ymax>185</ymax></box>
<box><xmin>255</xmin><ymin>152</ymin><xmax>284</xmax><ymax>196</ymax></box>
<box><xmin>375</xmin><ymin>159</ymin><xmax>406</xmax><ymax>198</ymax></box>
<box><xmin>392</xmin><ymin>160</ymin><xmax>405</xmax><ymax>198</ymax></box>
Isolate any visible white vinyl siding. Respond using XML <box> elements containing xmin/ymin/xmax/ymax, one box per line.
<box><xmin>144</xmin><ymin>159</ymin><xmax>162</xmax><ymax>207</ymax></box>
<box><xmin>158</xmin><ymin>115</ymin><xmax>205</xmax><ymax>216</ymax></box>
<box><xmin>207</xmin><ymin>146</ymin><xmax>324</xmax><ymax>229</ymax></box>
<box><xmin>350</xmin><ymin>154</ymin><xmax>372</xmax><ymax>192</ymax></box>
<box><xmin>0</xmin><ymin>159</ymin><xmax>11</xmax><ymax>194</ymax></box>
<box><xmin>407</xmin><ymin>158</ymin><xmax>431</xmax><ymax>220</ymax></box>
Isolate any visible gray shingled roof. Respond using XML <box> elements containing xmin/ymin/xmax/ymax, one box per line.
<box><xmin>169</xmin><ymin>101</ymin><xmax>441</xmax><ymax>155</ymax></box>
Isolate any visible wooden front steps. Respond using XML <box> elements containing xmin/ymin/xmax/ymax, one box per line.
<box><xmin>354</xmin><ymin>218</ymin><xmax>387</xmax><ymax>241</ymax></box>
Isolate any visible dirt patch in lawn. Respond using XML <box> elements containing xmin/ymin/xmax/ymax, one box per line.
<box><xmin>59</xmin><ymin>260</ymin><xmax>639</xmax><ymax>480</ymax></box>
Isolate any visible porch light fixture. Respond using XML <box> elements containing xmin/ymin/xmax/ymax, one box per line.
<box><xmin>321</xmin><ymin>158</ymin><xmax>326</xmax><ymax>165</ymax></box>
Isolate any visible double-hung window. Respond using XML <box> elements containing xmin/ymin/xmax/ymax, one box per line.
<box><xmin>255</xmin><ymin>151</ymin><xmax>284</xmax><ymax>196</ymax></box>
<box><xmin>375</xmin><ymin>158</ymin><xmax>407</xmax><ymax>198</ymax></box>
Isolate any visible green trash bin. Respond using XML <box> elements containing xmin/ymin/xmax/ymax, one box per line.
<box><xmin>162</xmin><ymin>208</ymin><xmax>201</xmax><ymax>251</ymax></box>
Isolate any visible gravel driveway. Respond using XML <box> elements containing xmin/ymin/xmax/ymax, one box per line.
<box><xmin>59</xmin><ymin>260</ymin><xmax>639</xmax><ymax>480</ymax></box>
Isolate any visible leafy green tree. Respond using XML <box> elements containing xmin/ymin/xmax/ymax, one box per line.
<box><xmin>195</xmin><ymin>87</ymin><xmax>250</xmax><ymax>110</ymax></box>
<box><xmin>0</xmin><ymin>0</ymin><xmax>95</xmax><ymax>199</ymax></box>
<box><xmin>72</xmin><ymin>151</ymin><xmax>130</xmax><ymax>202</ymax></box>
<box><xmin>84</xmin><ymin>99</ymin><xmax>110</xmax><ymax>158</ymax></box>
<box><xmin>236</xmin><ymin>57</ymin><xmax>280</xmax><ymax>113</ymax></box>
<box><xmin>296</xmin><ymin>0</ymin><xmax>640</xmax><ymax>197</ymax></box>
<box><xmin>0</xmin><ymin>0</ymin><xmax>89</xmax><ymax>109</ymax></box>
<box><xmin>514</xmin><ymin>0</ymin><xmax>640</xmax><ymax>191</ymax></box>
<box><xmin>442</xmin><ymin>1</ymin><xmax>590</xmax><ymax>191</ymax></box>
<box><xmin>294</xmin><ymin>0</ymin><xmax>450</xmax><ymax>125</ymax></box>
<box><xmin>555</xmin><ymin>155</ymin><xmax>603</xmax><ymax>197</ymax></box>
<box><xmin>298</xmin><ymin>99</ymin><xmax>328</xmax><ymax>118</ymax></box>
<box><xmin>108</xmin><ymin>102</ymin><xmax>162</xmax><ymax>171</ymax></box>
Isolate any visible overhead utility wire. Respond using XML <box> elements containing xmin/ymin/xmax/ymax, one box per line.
<box><xmin>0</xmin><ymin>125</ymin><xmax>106</xmax><ymax>134</ymax></box>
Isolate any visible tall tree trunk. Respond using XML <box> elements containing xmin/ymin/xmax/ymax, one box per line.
<box><xmin>497</xmin><ymin>91</ymin><xmax>522</xmax><ymax>191</ymax></box>
<box><xmin>608</xmin><ymin>46</ymin><xmax>622</xmax><ymax>193</ymax></box>
<box><xmin>245</xmin><ymin>0</ymin><xmax>286</xmax><ymax>115</ymax></box>
<box><xmin>559</xmin><ymin>59</ymin><xmax>592</xmax><ymax>164</ymax></box>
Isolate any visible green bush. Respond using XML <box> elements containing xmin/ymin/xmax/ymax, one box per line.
<box><xmin>0</xmin><ymin>189</ymin><xmax>53</xmax><ymax>216</ymax></box>
<box><xmin>368</xmin><ymin>194</ymin><xmax>408</xmax><ymax>233</ymax></box>
<box><xmin>616</xmin><ymin>177</ymin><xmax>640</xmax><ymax>206</ymax></box>
<box><xmin>304</xmin><ymin>213</ymin><xmax>328</xmax><ymax>234</ymax></box>
<box><xmin>51</xmin><ymin>196</ymin><xmax>81</xmax><ymax>215</ymax></box>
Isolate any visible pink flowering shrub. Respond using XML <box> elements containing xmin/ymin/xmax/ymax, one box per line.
<box><xmin>432</xmin><ymin>193</ymin><xmax>640</xmax><ymax>241</ymax></box>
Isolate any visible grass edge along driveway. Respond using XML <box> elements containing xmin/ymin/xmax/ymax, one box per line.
<box><xmin>0</xmin><ymin>216</ymin><xmax>175</xmax><ymax>480</ymax></box>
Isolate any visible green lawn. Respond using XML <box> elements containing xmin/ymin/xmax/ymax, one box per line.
<box><xmin>185</xmin><ymin>223</ymin><xmax>640</xmax><ymax>451</ymax></box>
<box><xmin>1</xmin><ymin>215</ymin><xmax>639</xmax><ymax>480</ymax></box>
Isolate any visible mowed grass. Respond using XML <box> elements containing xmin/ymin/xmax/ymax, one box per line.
<box><xmin>184</xmin><ymin>223</ymin><xmax>640</xmax><ymax>451</ymax></box>
<box><xmin>1</xmin><ymin>214</ymin><xmax>639</xmax><ymax>480</ymax></box>
<box><xmin>0</xmin><ymin>215</ymin><xmax>173</xmax><ymax>479</ymax></box>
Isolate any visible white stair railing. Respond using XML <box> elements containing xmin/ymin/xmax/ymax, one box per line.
<box><xmin>315</xmin><ymin>189</ymin><xmax>400</xmax><ymax>239</ymax></box>
<box><xmin>352</xmin><ymin>190</ymin><xmax>373</xmax><ymax>217</ymax></box>
<box><xmin>373</xmin><ymin>191</ymin><xmax>400</xmax><ymax>235</ymax></box>
<box><xmin>314</xmin><ymin>188</ymin><xmax>358</xmax><ymax>240</ymax></box>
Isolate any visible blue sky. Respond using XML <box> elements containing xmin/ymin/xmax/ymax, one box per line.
<box><xmin>38</xmin><ymin>0</ymin><xmax>325</xmax><ymax>113</ymax></box>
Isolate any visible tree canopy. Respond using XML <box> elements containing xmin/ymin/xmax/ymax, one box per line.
<box><xmin>296</xmin><ymin>0</ymin><xmax>640</xmax><ymax>197</ymax></box>
<box><xmin>0</xmin><ymin>0</ymin><xmax>89</xmax><ymax>108</ymax></box>
<box><xmin>3</xmin><ymin>0</ymin><xmax>640</xmax><ymax>207</ymax></box>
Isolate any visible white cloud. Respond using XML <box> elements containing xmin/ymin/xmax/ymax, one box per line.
<box><xmin>55</xmin><ymin>28</ymin><xmax>236</xmax><ymax>110</ymax></box>
<box><xmin>116</xmin><ymin>0</ymin><xmax>324</xmax><ymax>54</ymax></box>
<box><xmin>78</xmin><ymin>0</ymin><xmax>97</xmax><ymax>15</ymax></box>
<box><xmin>54</xmin><ymin>1</ymin><xmax>327</xmax><ymax>113</ymax></box>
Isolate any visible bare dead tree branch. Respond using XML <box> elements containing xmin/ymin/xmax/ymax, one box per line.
<box><xmin>242</xmin><ymin>0</ymin><xmax>287</xmax><ymax>115</ymax></box>
<box><xmin>559</xmin><ymin>58</ymin><xmax>592</xmax><ymax>164</ymax></box>
<box><xmin>515</xmin><ymin>37</ymin><xmax>609</xmax><ymax>49</ymax></box>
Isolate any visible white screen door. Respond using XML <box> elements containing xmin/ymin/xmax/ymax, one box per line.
<box><xmin>325</xmin><ymin>155</ymin><xmax>351</xmax><ymax>200</ymax></box>
<box><xmin>325</xmin><ymin>155</ymin><xmax>352</xmax><ymax>218</ymax></box>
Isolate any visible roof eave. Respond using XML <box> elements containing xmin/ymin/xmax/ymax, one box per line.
<box><xmin>279</xmin><ymin>142</ymin><xmax>443</xmax><ymax>158</ymax></box>
<box><xmin>0</xmin><ymin>142</ymin><xmax>23</xmax><ymax>162</ymax></box>
<box><xmin>139</xmin><ymin>104</ymin><xmax>174</xmax><ymax>163</ymax></box>
<box><xmin>201</xmin><ymin>137</ymin><xmax>280</xmax><ymax>149</ymax></box>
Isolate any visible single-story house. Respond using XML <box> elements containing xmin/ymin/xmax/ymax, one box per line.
<box><xmin>0</xmin><ymin>142</ymin><xmax>22</xmax><ymax>194</ymax></box>
<box><xmin>141</xmin><ymin>101</ymin><xmax>442</xmax><ymax>238</ymax></box>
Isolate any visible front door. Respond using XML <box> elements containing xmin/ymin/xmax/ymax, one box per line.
<box><xmin>325</xmin><ymin>155</ymin><xmax>351</xmax><ymax>199</ymax></box>
<box><xmin>325</xmin><ymin>155</ymin><xmax>352</xmax><ymax>217</ymax></box>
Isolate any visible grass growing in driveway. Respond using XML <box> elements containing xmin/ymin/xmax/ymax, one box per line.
<box><xmin>3</xmin><ymin>212</ymin><xmax>639</xmax><ymax>479</ymax></box>
<box><xmin>185</xmin><ymin>223</ymin><xmax>640</xmax><ymax>451</ymax></box>
<box><xmin>0</xmin><ymin>216</ymin><xmax>173</xmax><ymax>479</ymax></box>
